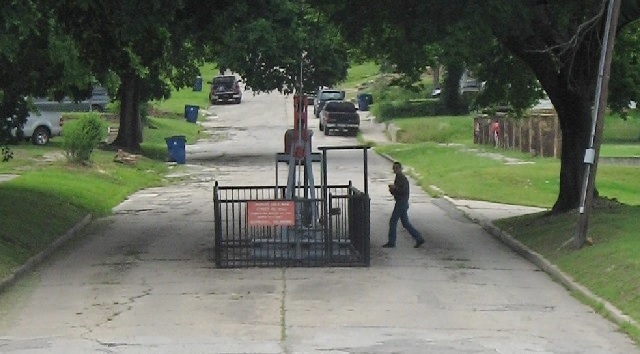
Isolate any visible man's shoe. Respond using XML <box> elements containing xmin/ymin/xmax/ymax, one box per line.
<box><xmin>382</xmin><ymin>243</ymin><xmax>395</xmax><ymax>248</ymax></box>
<box><xmin>414</xmin><ymin>239</ymin><xmax>425</xmax><ymax>248</ymax></box>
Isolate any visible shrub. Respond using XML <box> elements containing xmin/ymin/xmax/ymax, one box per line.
<box><xmin>1</xmin><ymin>145</ymin><xmax>13</xmax><ymax>162</ymax></box>
<box><xmin>63</xmin><ymin>113</ymin><xmax>107</xmax><ymax>164</ymax></box>
<box><xmin>373</xmin><ymin>99</ymin><xmax>445</xmax><ymax>121</ymax></box>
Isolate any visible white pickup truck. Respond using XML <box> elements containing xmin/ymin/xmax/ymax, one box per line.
<box><xmin>12</xmin><ymin>111</ymin><xmax>63</xmax><ymax>145</ymax></box>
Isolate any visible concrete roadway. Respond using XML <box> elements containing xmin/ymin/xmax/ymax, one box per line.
<box><xmin>0</xmin><ymin>91</ymin><xmax>637</xmax><ymax>353</ymax></box>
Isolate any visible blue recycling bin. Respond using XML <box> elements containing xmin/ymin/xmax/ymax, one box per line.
<box><xmin>193</xmin><ymin>76</ymin><xmax>203</xmax><ymax>91</ymax></box>
<box><xmin>184</xmin><ymin>104</ymin><xmax>199</xmax><ymax>123</ymax></box>
<box><xmin>357</xmin><ymin>93</ymin><xmax>373</xmax><ymax>111</ymax></box>
<box><xmin>165</xmin><ymin>135</ymin><xmax>186</xmax><ymax>164</ymax></box>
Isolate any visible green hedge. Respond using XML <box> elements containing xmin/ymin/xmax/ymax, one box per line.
<box><xmin>373</xmin><ymin>99</ymin><xmax>445</xmax><ymax>121</ymax></box>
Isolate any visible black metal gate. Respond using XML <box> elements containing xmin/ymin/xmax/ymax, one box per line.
<box><xmin>213</xmin><ymin>183</ymin><xmax>370</xmax><ymax>268</ymax></box>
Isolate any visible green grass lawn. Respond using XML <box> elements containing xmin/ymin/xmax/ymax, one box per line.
<box><xmin>600</xmin><ymin>144</ymin><xmax>640</xmax><ymax>157</ymax></box>
<box><xmin>341</xmin><ymin>61</ymin><xmax>380</xmax><ymax>89</ymax></box>
<box><xmin>0</xmin><ymin>150</ymin><xmax>169</xmax><ymax>278</ymax></box>
<box><xmin>151</xmin><ymin>62</ymin><xmax>219</xmax><ymax>114</ymax></box>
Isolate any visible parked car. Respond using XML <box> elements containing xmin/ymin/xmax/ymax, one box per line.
<box><xmin>313</xmin><ymin>89</ymin><xmax>345</xmax><ymax>118</ymax></box>
<box><xmin>208</xmin><ymin>75</ymin><xmax>242</xmax><ymax>104</ymax></box>
<box><xmin>9</xmin><ymin>111</ymin><xmax>63</xmax><ymax>145</ymax></box>
<box><xmin>304</xmin><ymin>91</ymin><xmax>315</xmax><ymax>106</ymax></box>
<box><xmin>319</xmin><ymin>101</ymin><xmax>360</xmax><ymax>136</ymax></box>
<box><xmin>33</xmin><ymin>86</ymin><xmax>110</xmax><ymax>112</ymax></box>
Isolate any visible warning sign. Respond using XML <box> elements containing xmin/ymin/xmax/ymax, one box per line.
<box><xmin>247</xmin><ymin>200</ymin><xmax>295</xmax><ymax>226</ymax></box>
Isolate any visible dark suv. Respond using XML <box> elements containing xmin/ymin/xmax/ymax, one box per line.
<box><xmin>208</xmin><ymin>75</ymin><xmax>242</xmax><ymax>104</ymax></box>
<box><xmin>313</xmin><ymin>89</ymin><xmax>345</xmax><ymax>118</ymax></box>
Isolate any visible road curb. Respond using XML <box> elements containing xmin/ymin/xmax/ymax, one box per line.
<box><xmin>442</xmin><ymin>195</ymin><xmax>640</xmax><ymax>333</ymax></box>
<box><xmin>0</xmin><ymin>214</ymin><xmax>92</xmax><ymax>294</ymax></box>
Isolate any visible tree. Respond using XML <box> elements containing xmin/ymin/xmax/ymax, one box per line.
<box><xmin>210</xmin><ymin>1</ymin><xmax>350</xmax><ymax>95</ymax></box>
<box><xmin>52</xmin><ymin>0</ymin><xmax>192</xmax><ymax>152</ymax></box>
<box><xmin>0</xmin><ymin>0</ymin><xmax>93</xmax><ymax>152</ymax></box>
<box><xmin>473</xmin><ymin>1</ymin><xmax>639</xmax><ymax>212</ymax></box>
<box><xmin>50</xmin><ymin>0</ymin><xmax>349</xmax><ymax>153</ymax></box>
<box><xmin>315</xmin><ymin>0</ymin><xmax>640</xmax><ymax>213</ymax></box>
<box><xmin>609</xmin><ymin>19</ymin><xmax>640</xmax><ymax>114</ymax></box>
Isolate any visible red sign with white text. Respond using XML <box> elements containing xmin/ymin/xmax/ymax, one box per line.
<box><xmin>247</xmin><ymin>201</ymin><xmax>295</xmax><ymax>226</ymax></box>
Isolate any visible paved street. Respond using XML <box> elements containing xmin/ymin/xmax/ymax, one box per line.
<box><xmin>0</xmin><ymin>91</ymin><xmax>637</xmax><ymax>353</ymax></box>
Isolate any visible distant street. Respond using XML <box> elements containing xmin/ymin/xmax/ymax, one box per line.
<box><xmin>0</xmin><ymin>90</ymin><xmax>637</xmax><ymax>353</ymax></box>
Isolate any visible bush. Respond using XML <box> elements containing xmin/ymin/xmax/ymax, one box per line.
<box><xmin>1</xmin><ymin>145</ymin><xmax>13</xmax><ymax>162</ymax></box>
<box><xmin>63</xmin><ymin>113</ymin><xmax>107</xmax><ymax>164</ymax></box>
<box><xmin>373</xmin><ymin>99</ymin><xmax>445</xmax><ymax>121</ymax></box>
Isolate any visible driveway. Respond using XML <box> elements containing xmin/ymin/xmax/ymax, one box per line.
<box><xmin>0</xmin><ymin>92</ymin><xmax>637</xmax><ymax>353</ymax></box>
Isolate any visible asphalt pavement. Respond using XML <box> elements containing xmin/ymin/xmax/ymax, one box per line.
<box><xmin>0</xmin><ymin>96</ymin><xmax>638</xmax><ymax>353</ymax></box>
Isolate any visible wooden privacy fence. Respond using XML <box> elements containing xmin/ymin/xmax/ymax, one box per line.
<box><xmin>474</xmin><ymin>109</ymin><xmax>562</xmax><ymax>158</ymax></box>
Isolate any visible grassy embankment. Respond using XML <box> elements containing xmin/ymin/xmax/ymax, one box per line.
<box><xmin>0</xmin><ymin>74</ymin><xmax>209</xmax><ymax>280</ymax></box>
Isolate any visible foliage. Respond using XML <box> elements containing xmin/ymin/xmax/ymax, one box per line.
<box><xmin>610</xmin><ymin>16</ymin><xmax>640</xmax><ymax>113</ymax></box>
<box><xmin>0</xmin><ymin>0</ymin><xmax>93</xmax><ymax>146</ymax></box>
<box><xmin>374</xmin><ymin>99</ymin><xmax>445</xmax><ymax>121</ymax></box>
<box><xmin>469</xmin><ymin>45</ymin><xmax>545</xmax><ymax>117</ymax></box>
<box><xmin>317</xmin><ymin>1</ymin><xmax>640</xmax><ymax>213</ymax></box>
<box><xmin>50</xmin><ymin>0</ymin><xmax>206</xmax><ymax>151</ymax></box>
<box><xmin>213</xmin><ymin>1</ymin><xmax>350</xmax><ymax>94</ymax></box>
<box><xmin>1</xmin><ymin>145</ymin><xmax>13</xmax><ymax>162</ymax></box>
<box><xmin>63</xmin><ymin>114</ymin><xmax>107</xmax><ymax>163</ymax></box>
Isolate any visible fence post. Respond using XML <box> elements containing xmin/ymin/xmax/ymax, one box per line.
<box><xmin>213</xmin><ymin>181</ymin><xmax>222</xmax><ymax>267</ymax></box>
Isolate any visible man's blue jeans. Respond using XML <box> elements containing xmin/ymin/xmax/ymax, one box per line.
<box><xmin>387</xmin><ymin>199</ymin><xmax>423</xmax><ymax>245</ymax></box>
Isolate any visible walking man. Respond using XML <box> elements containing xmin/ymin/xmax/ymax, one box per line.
<box><xmin>383</xmin><ymin>162</ymin><xmax>425</xmax><ymax>248</ymax></box>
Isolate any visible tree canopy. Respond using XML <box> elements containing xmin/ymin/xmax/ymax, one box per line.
<box><xmin>2</xmin><ymin>0</ymin><xmax>640</xmax><ymax>213</ymax></box>
<box><xmin>315</xmin><ymin>0</ymin><xmax>640</xmax><ymax>212</ymax></box>
<box><xmin>0</xmin><ymin>0</ymin><xmax>93</xmax><ymax>151</ymax></box>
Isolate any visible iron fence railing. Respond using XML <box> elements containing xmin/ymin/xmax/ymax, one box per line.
<box><xmin>213</xmin><ymin>183</ymin><xmax>370</xmax><ymax>268</ymax></box>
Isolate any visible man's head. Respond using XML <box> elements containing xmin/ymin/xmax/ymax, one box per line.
<box><xmin>392</xmin><ymin>162</ymin><xmax>402</xmax><ymax>173</ymax></box>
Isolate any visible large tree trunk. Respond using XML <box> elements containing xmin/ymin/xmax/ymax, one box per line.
<box><xmin>548</xmin><ymin>91</ymin><xmax>592</xmax><ymax>213</ymax></box>
<box><xmin>442</xmin><ymin>60</ymin><xmax>465</xmax><ymax>114</ymax></box>
<box><xmin>112</xmin><ymin>72</ymin><xmax>143</xmax><ymax>152</ymax></box>
<box><xmin>432</xmin><ymin>64</ymin><xmax>441</xmax><ymax>90</ymax></box>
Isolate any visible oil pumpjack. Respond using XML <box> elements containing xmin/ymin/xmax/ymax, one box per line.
<box><xmin>254</xmin><ymin>93</ymin><xmax>322</xmax><ymax>260</ymax></box>
<box><xmin>215</xmin><ymin>91</ymin><xmax>372</xmax><ymax>267</ymax></box>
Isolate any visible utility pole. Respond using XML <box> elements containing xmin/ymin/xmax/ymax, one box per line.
<box><xmin>576</xmin><ymin>0</ymin><xmax>621</xmax><ymax>248</ymax></box>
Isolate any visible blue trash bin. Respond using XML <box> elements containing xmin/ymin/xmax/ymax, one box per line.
<box><xmin>165</xmin><ymin>135</ymin><xmax>186</xmax><ymax>164</ymax></box>
<box><xmin>193</xmin><ymin>76</ymin><xmax>203</xmax><ymax>91</ymax></box>
<box><xmin>357</xmin><ymin>93</ymin><xmax>373</xmax><ymax>111</ymax></box>
<box><xmin>184</xmin><ymin>105</ymin><xmax>199</xmax><ymax>123</ymax></box>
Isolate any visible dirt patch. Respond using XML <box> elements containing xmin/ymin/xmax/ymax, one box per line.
<box><xmin>41</xmin><ymin>151</ymin><xmax>66</xmax><ymax>162</ymax></box>
<box><xmin>0</xmin><ymin>174</ymin><xmax>19</xmax><ymax>183</ymax></box>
